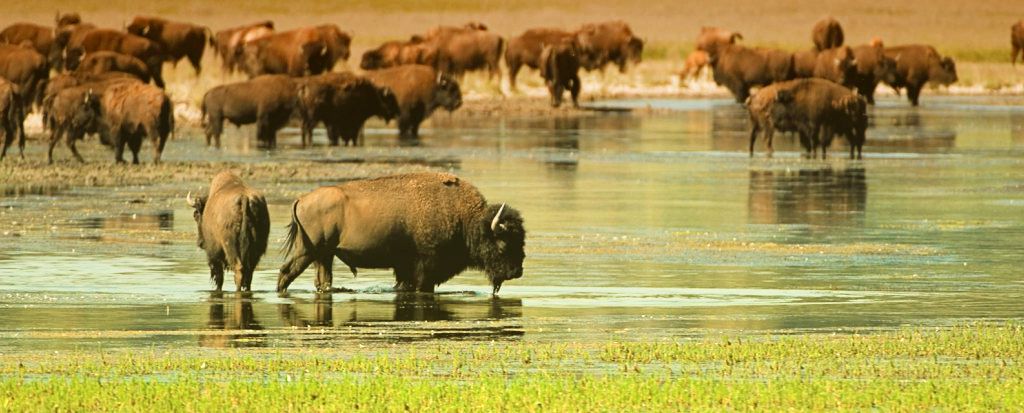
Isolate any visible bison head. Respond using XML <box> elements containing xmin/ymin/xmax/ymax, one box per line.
<box><xmin>473</xmin><ymin>203</ymin><xmax>526</xmax><ymax>295</ymax></box>
<box><xmin>375</xmin><ymin>86</ymin><xmax>400</xmax><ymax>123</ymax></box>
<box><xmin>55</xmin><ymin>12</ymin><xmax>82</xmax><ymax>28</ymax></box>
<box><xmin>186</xmin><ymin>192</ymin><xmax>208</xmax><ymax>249</ymax></box>
<box><xmin>434</xmin><ymin>73</ymin><xmax>462</xmax><ymax>112</ymax></box>
<box><xmin>875</xmin><ymin>54</ymin><xmax>900</xmax><ymax>86</ymax></box>
<box><xmin>931</xmin><ymin>56</ymin><xmax>958</xmax><ymax>85</ymax></box>
<box><xmin>360</xmin><ymin>50</ymin><xmax>383</xmax><ymax>70</ymax></box>
<box><xmin>64</xmin><ymin>47</ymin><xmax>85</xmax><ymax>71</ymax></box>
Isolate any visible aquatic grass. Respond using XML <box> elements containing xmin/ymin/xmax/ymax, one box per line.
<box><xmin>1</xmin><ymin>324</ymin><xmax>1022</xmax><ymax>411</ymax></box>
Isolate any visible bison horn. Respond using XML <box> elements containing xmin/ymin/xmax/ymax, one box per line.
<box><xmin>186</xmin><ymin>191</ymin><xmax>195</xmax><ymax>207</ymax></box>
<box><xmin>490</xmin><ymin>203</ymin><xmax>506</xmax><ymax>232</ymax></box>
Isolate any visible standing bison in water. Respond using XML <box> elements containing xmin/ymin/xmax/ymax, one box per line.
<box><xmin>575</xmin><ymin>21</ymin><xmax>643</xmax><ymax>73</ymax></box>
<box><xmin>706</xmin><ymin>41</ymin><xmax>795</xmax><ymax>103</ymax></box>
<box><xmin>278</xmin><ymin>172</ymin><xmax>526</xmax><ymax>294</ymax></box>
<box><xmin>1012</xmin><ymin>21</ymin><xmax>1024</xmax><ymax>65</ymax></box>
<box><xmin>540</xmin><ymin>38</ymin><xmax>582</xmax><ymax>108</ymax></box>
<box><xmin>0</xmin><ymin>78</ymin><xmax>24</xmax><ymax>161</ymax></box>
<box><xmin>883</xmin><ymin>45</ymin><xmax>957</xmax><ymax>106</ymax></box>
<box><xmin>365</xmin><ymin>65</ymin><xmax>462</xmax><ymax>138</ymax></box>
<box><xmin>201</xmin><ymin>74</ymin><xmax>297</xmax><ymax>148</ymax></box>
<box><xmin>99</xmin><ymin>82</ymin><xmax>174</xmax><ymax>164</ymax></box>
<box><xmin>504</xmin><ymin>28</ymin><xmax>577</xmax><ymax>90</ymax></box>
<box><xmin>212</xmin><ymin>21</ymin><xmax>274</xmax><ymax>74</ymax></box>
<box><xmin>126</xmin><ymin>16</ymin><xmax>210</xmax><ymax>75</ymax></box>
<box><xmin>296</xmin><ymin>72</ymin><xmax>399</xmax><ymax>147</ymax></box>
<box><xmin>812</xmin><ymin>17</ymin><xmax>844</xmax><ymax>51</ymax></box>
<box><xmin>187</xmin><ymin>172</ymin><xmax>271</xmax><ymax>292</ymax></box>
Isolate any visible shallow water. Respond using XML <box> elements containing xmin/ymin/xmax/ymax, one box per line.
<box><xmin>1</xmin><ymin>96</ymin><xmax>1023</xmax><ymax>350</ymax></box>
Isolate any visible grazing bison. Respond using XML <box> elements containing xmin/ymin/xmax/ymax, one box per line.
<box><xmin>812</xmin><ymin>17</ymin><xmax>844</xmax><ymax>51</ymax></box>
<box><xmin>540</xmin><ymin>38</ymin><xmax>582</xmax><ymax>108</ymax></box>
<box><xmin>696</xmin><ymin>27</ymin><xmax>742</xmax><ymax>53</ymax></box>
<box><xmin>849</xmin><ymin>40</ymin><xmax>899</xmax><ymax>104</ymax></box>
<box><xmin>296</xmin><ymin>72</ymin><xmax>399</xmax><ymax>146</ymax></box>
<box><xmin>0</xmin><ymin>23</ymin><xmax>64</xmax><ymax>70</ymax></box>
<box><xmin>427</xmin><ymin>25</ymin><xmax>504</xmax><ymax>79</ymax></box>
<box><xmin>709</xmin><ymin>43</ymin><xmax>795</xmax><ymax>103</ymax></box>
<box><xmin>212</xmin><ymin>21</ymin><xmax>274</xmax><ymax>74</ymax></box>
<box><xmin>505</xmin><ymin>28</ymin><xmax>577</xmax><ymax>90</ymax></box>
<box><xmin>277</xmin><ymin>172</ymin><xmax>526</xmax><ymax>294</ymax></box>
<box><xmin>74</xmin><ymin>51</ymin><xmax>151</xmax><ymax>83</ymax></box>
<box><xmin>748</xmin><ymin>78</ymin><xmax>867</xmax><ymax>159</ymax></box>
<box><xmin>365</xmin><ymin>65</ymin><xmax>462</xmax><ymax>138</ymax></box>
<box><xmin>126</xmin><ymin>16</ymin><xmax>209</xmax><ymax>75</ymax></box>
<box><xmin>99</xmin><ymin>82</ymin><xmax>173</xmax><ymax>164</ymax></box>
<box><xmin>360</xmin><ymin>37</ymin><xmax>438</xmax><ymax>70</ymax></box>
<box><xmin>0</xmin><ymin>44</ymin><xmax>49</xmax><ymax>110</ymax></box>
<box><xmin>241</xmin><ymin>25</ymin><xmax>350</xmax><ymax>77</ymax></box>
<box><xmin>201</xmin><ymin>74</ymin><xmax>296</xmax><ymax>149</ymax></box>
<box><xmin>1013</xmin><ymin>21</ymin><xmax>1024</xmax><ymax>65</ymax></box>
<box><xmin>0</xmin><ymin>79</ymin><xmax>24</xmax><ymax>161</ymax></box>
<box><xmin>67</xmin><ymin>29</ymin><xmax>165</xmax><ymax>88</ymax></box>
<box><xmin>883</xmin><ymin>45</ymin><xmax>958</xmax><ymax>106</ymax></box>
<box><xmin>679</xmin><ymin>50</ymin><xmax>710</xmax><ymax>82</ymax></box>
<box><xmin>187</xmin><ymin>171</ymin><xmax>271</xmax><ymax>292</ymax></box>
<box><xmin>45</xmin><ymin>86</ymin><xmax>99</xmax><ymax>163</ymax></box>
<box><xmin>575</xmin><ymin>21</ymin><xmax>643</xmax><ymax>73</ymax></box>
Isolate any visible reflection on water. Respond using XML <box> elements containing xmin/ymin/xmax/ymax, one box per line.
<box><xmin>75</xmin><ymin>211</ymin><xmax>174</xmax><ymax>231</ymax></box>
<box><xmin>277</xmin><ymin>294</ymin><xmax>524</xmax><ymax>325</ymax></box>
<box><xmin>200</xmin><ymin>292</ymin><xmax>265</xmax><ymax>348</ymax></box>
<box><xmin>1</xmin><ymin>185</ymin><xmax>64</xmax><ymax>198</ymax></box>
<box><xmin>748</xmin><ymin>167</ymin><xmax>867</xmax><ymax>227</ymax></box>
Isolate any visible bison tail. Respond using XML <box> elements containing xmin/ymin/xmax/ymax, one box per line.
<box><xmin>281</xmin><ymin>199</ymin><xmax>309</xmax><ymax>258</ymax></box>
<box><xmin>239</xmin><ymin>195</ymin><xmax>270</xmax><ymax>271</ymax></box>
<box><xmin>160</xmin><ymin>96</ymin><xmax>175</xmax><ymax>140</ymax></box>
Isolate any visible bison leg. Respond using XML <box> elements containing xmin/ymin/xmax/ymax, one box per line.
<box><xmin>205</xmin><ymin>114</ymin><xmax>223</xmax><ymax>148</ymax></box>
<box><xmin>66</xmin><ymin>132</ymin><xmax>85</xmax><ymax>163</ymax></box>
<box><xmin>188</xmin><ymin>50</ymin><xmax>203</xmax><ymax>76</ymax></box>
<box><xmin>278</xmin><ymin>253</ymin><xmax>317</xmax><ymax>293</ymax></box>
<box><xmin>2</xmin><ymin>126</ymin><xmax>15</xmax><ymax>161</ymax></box>
<box><xmin>393</xmin><ymin>264</ymin><xmax>417</xmax><ymax>292</ymax></box>
<box><xmin>314</xmin><ymin>257</ymin><xmax>334</xmax><ymax>293</ymax></box>
<box><xmin>765</xmin><ymin>127</ymin><xmax>775</xmax><ymax>158</ymax></box>
<box><xmin>1014</xmin><ymin>45</ymin><xmax>1021</xmax><ymax>66</ymax></box>
<box><xmin>748</xmin><ymin>123</ymin><xmax>760</xmax><ymax>157</ymax></box>
<box><xmin>906</xmin><ymin>84</ymin><xmax>922</xmax><ymax>107</ymax></box>
<box><xmin>507</xmin><ymin>60</ymin><xmax>522</xmax><ymax>91</ymax></box>
<box><xmin>210</xmin><ymin>260</ymin><xmax>225</xmax><ymax>292</ymax></box>
<box><xmin>127</xmin><ymin>134</ymin><xmax>143</xmax><ymax>165</ymax></box>
<box><xmin>147</xmin><ymin>125</ymin><xmax>166</xmax><ymax>165</ymax></box>
<box><xmin>569</xmin><ymin>75</ymin><xmax>581</xmax><ymax>108</ymax></box>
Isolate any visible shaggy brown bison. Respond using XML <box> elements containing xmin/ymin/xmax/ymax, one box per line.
<box><xmin>53</xmin><ymin>21</ymin><xmax>97</xmax><ymax>71</ymax></box>
<box><xmin>748</xmin><ymin>78</ymin><xmax>868</xmax><ymax>159</ymax></box>
<box><xmin>187</xmin><ymin>171</ymin><xmax>271</xmax><ymax>292</ymax></box>
<box><xmin>364</xmin><ymin>65</ymin><xmax>462</xmax><ymax>138</ymax></box>
<box><xmin>1013</xmin><ymin>21</ymin><xmax>1024</xmax><ymax>65</ymax></box>
<box><xmin>360</xmin><ymin>37</ymin><xmax>438</xmax><ymax>70</ymax></box>
<box><xmin>793</xmin><ymin>46</ymin><xmax>857</xmax><ymax>86</ymax></box>
<box><xmin>426</xmin><ymin>25</ymin><xmax>503</xmax><ymax>79</ymax></box>
<box><xmin>849</xmin><ymin>40</ymin><xmax>899</xmax><ymax>104</ymax></box>
<box><xmin>505</xmin><ymin>28</ymin><xmax>577</xmax><ymax>90</ymax></box>
<box><xmin>883</xmin><ymin>45</ymin><xmax>958</xmax><ymax>106</ymax></box>
<box><xmin>45</xmin><ymin>85</ymin><xmax>99</xmax><ymax>163</ymax></box>
<box><xmin>127</xmin><ymin>16</ymin><xmax>209</xmax><ymax>75</ymax></box>
<box><xmin>540</xmin><ymin>38</ymin><xmax>582</xmax><ymax>108</ymax></box>
<box><xmin>696</xmin><ymin>27</ymin><xmax>742</xmax><ymax>53</ymax></box>
<box><xmin>277</xmin><ymin>172</ymin><xmax>526</xmax><ymax>294</ymax></box>
<box><xmin>41</xmin><ymin>71</ymin><xmax>140</xmax><ymax>132</ymax></box>
<box><xmin>0</xmin><ymin>44</ymin><xmax>49</xmax><ymax>110</ymax></box>
<box><xmin>74</xmin><ymin>51</ymin><xmax>151</xmax><ymax>83</ymax></box>
<box><xmin>708</xmin><ymin>43</ymin><xmax>795</xmax><ymax>103</ymax></box>
<box><xmin>0</xmin><ymin>23</ymin><xmax>64</xmax><ymax>70</ymax></box>
<box><xmin>212</xmin><ymin>21</ymin><xmax>274</xmax><ymax>74</ymax></box>
<box><xmin>66</xmin><ymin>29</ymin><xmax>165</xmax><ymax>88</ymax></box>
<box><xmin>241</xmin><ymin>25</ymin><xmax>350</xmax><ymax>78</ymax></box>
<box><xmin>812</xmin><ymin>17</ymin><xmax>844</xmax><ymax>51</ymax></box>
<box><xmin>99</xmin><ymin>82</ymin><xmax>173</xmax><ymax>164</ymax></box>
<box><xmin>575</xmin><ymin>21</ymin><xmax>643</xmax><ymax>73</ymax></box>
<box><xmin>201</xmin><ymin>74</ymin><xmax>296</xmax><ymax>149</ymax></box>
<box><xmin>296</xmin><ymin>72</ymin><xmax>399</xmax><ymax>146</ymax></box>
<box><xmin>0</xmin><ymin>79</ymin><xmax>24</xmax><ymax>161</ymax></box>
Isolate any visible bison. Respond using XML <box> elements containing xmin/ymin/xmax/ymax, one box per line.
<box><xmin>66</xmin><ymin>29</ymin><xmax>165</xmax><ymax>88</ymax></box>
<box><xmin>277</xmin><ymin>172</ymin><xmax>526</xmax><ymax>294</ymax></box>
<box><xmin>201</xmin><ymin>74</ymin><xmax>296</xmax><ymax>149</ymax></box>
<box><xmin>696</xmin><ymin>26</ymin><xmax>742</xmax><ymax>53</ymax></box>
<box><xmin>0</xmin><ymin>79</ymin><xmax>24</xmax><ymax>161</ymax></box>
<box><xmin>708</xmin><ymin>43</ymin><xmax>795</xmax><ymax>103</ymax></box>
<box><xmin>426</xmin><ymin>25</ymin><xmax>503</xmax><ymax>79</ymax></box>
<box><xmin>360</xmin><ymin>37</ymin><xmax>438</xmax><ymax>70</ymax></box>
<box><xmin>575</xmin><ymin>21</ymin><xmax>643</xmax><ymax>73</ymax></box>
<box><xmin>540</xmin><ymin>38</ymin><xmax>582</xmax><ymax>108</ymax></box>
<box><xmin>212</xmin><ymin>21</ymin><xmax>274</xmax><ymax>74</ymax></box>
<box><xmin>187</xmin><ymin>171</ymin><xmax>271</xmax><ymax>292</ymax></box>
<box><xmin>748</xmin><ymin>78</ymin><xmax>868</xmax><ymax>159</ymax></box>
<box><xmin>679</xmin><ymin>50</ymin><xmax>710</xmax><ymax>82</ymax></box>
<box><xmin>505</xmin><ymin>28</ymin><xmax>577</xmax><ymax>90</ymax></box>
<box><xmin>849</xmin><ymin>40</ymin><xmax>899</xmax><ymax>104</ymax></box>
<box><xmin>296</xmin><ymin>72</ymin><xmax>399</xmax><ymax>147</ymax></box>
<box><xmin>812</xmin><ymin>17</ymin><xmax>844</xmax><ymax>51</ymax></box>
<box><xmin>0</xmin><ymin>23</ymin><xmax>64</xmax><ymax>70</ymax></box>
<box><xmin>241</xmin><ymin>25</ymin><xmax>350</xmax><ymax>78</ymax></box>
<box><xmin>41</xmin><ymin>71</ymin><xmax>140</xmax><ymax>133</ymax></box>
<box><xmin>126</xmin><ymin>16</ymin><xmax>209</xmax><ymax>75</ymax></box>
<box><xmin>364</xmin><ymin>65</ymin><xmax>462</xmax><ymax>138</ymax></box>
<box><xmin>883</xmin><ymin>45</ymin><xmax>957</xmax><ymax>106</ymax></box>
<box><xmin>0</xmin><ymin>44</ymin><xmax>49</xmax><ymax>110</ymax></box>
<box><xmin>793</xmin><ymin>46</ymin><xmax>857</xmax><ymax>86</ymax></box>
<box><xmin>1013</xmin><ymin>21</ymin><xmax>1024</xmax><ymax>65</ymax></box>
<box><xmin>99</xmin><ymin>82</ymin><xmax>173</xmax><ymax>163</ymax></box>
<box><xmin>74</xmin><ymin>51</ymin><xmax>151</xmax><ymax>83</ymax></box>
<box><xmin>45</xmin><ymin>85</ymin><xmax>99</xmax><ymax>163</ymax></box>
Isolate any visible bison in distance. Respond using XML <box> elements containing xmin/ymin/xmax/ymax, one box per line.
<box><xmin>0</xmin><ymin>79</ymin><xmax>24</xmax><ymax>161</ymax></box>
<box><xmin>883</xmin><ymin>45</ymin><xmax>957</xmax><ymax>106</ymax></box>
<box><xmin>277</xmin><ymin>172</ymin><xmax>526</xmax><ymax>295</ymax></box>
<box><xmin>126</xmin><ymin>16</ymin><xmax>210</xmax><ymax>75</ymax></box>
<box><xmin>296</xmin><ymin>72</ymin><xmax>399</xmax><ymax>147</ymax></box>
<box><xmin>212</xmin><ymin>21</ymin><xmax>274</xmax><ymax>74</ymax></box>
<box><xmin>187</xmin><ymin>171</ymin><xmax>271</xmax><ymax>292</ymax></box>
<box><xmin>201</xmin><ymin>74</ymin><xmax>297</xmax><ymax>149</ymax></box>
<box><xmin>364</xmin><ymin>65</ymin><xmax>462</xmax><ymax>138</ymax></box>
<box><xmin>540</xmin><ymin>38</ymin><xmax>582</xmax><ymax>108</ymax></box>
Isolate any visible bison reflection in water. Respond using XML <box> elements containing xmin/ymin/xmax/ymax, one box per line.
<box><xmin>748</xmin><ymin>167</ymin><xmax>867</xmax><ymax>229</ymax></box>
<box><xmin>199</xmin><ymin>292</ymin><xmax>265</xmax><ymax>348</ymax></box>
<box><xmin>278</xmin><ymin>172</ymin><xmax>525</xmax><ymax>295</ymax></box>
<box><xmin>277</xmin><ymin>294</ymin><xmax>524</xmax><ymax>326</ymax></box>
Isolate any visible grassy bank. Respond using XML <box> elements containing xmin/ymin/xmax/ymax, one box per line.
<box><xmin>2</xmin><ymin>324</ymin><xmax>1022</xmax><ymax>411</ymax></box>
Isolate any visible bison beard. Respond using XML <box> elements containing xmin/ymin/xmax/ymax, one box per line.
<box><xmin>277</xmin><ymin>173</ymin><xmax>526</xmax><ymax>295</ymax></box>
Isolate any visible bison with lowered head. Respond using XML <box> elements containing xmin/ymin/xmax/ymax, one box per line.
<box><xmin>65</xmin><ymin>29</ymin><xmax>165</xmax><ymax>88</ymax></box>
<box><xmin>812</xmin><ymin>17</ymin><xmax>844</xmax><ymax>51</ymax></box>
<box><xmin>278</xmin><ymin>172</ymin><xmax>526</xmax><ymax>294</ymax></box>
<box><xmin>201</xmin><ymin>74</ymin><xmax>296</xmax><ymax>149</ymax></box>
<box><xmin>575</xmin><ymin>21</ymin><xmax>643</xmax><ymax>73</ymax></box>
<box><xmin>74</xmin><ymin>51</ymin><xmax>151</xmax><ymax>83</ymax></box>
<box><xmin>296</xmin><ymin>72</ymin><xmax>399</xmax><ymax>147</ymax></box>
<box><xmin>126</xmin><ymin>16</ymin><xmax>209</xmax><ymax>75</ymax></box>
<box><xmin>364</xmin><ymin>65</ymin><xmax>462</xmax><ymax>138</ymax></box>
<box><xmin>360</xmin><ymin>37</ymin><xmax>439</xmax><ymax>71</ymax></box>
<box><xmin>0</xmin><ymin>78</ymin><xmax>24</xmax><ymax>161</ymax></box>
<box><xmin>427</xmin><ymin>24</ymin><xmax>503</xmax><ymax>80</ymax></box>
<box><xmin>187</xmin><ymin>171</ymin><xmax>271</xmax><ymax>292</ymax></box>
<box><xmin>45</xmin><ymin>85</ymin><xmax>99</xmax><ymax>163</ymax></box>
<box><xmin>883</xmin><ymin>44</ymin><xmax>957</xmax><ymax>106</ymax></box>
<box><xmin>212</xmin><ymin>21</ymin><xmax>274</xmax><ymax>74</ymax></box>
<box><xmin>505</xmin><ymin>28</ymin><xmax>577</xmax><ymax>90</ymax></box>
<box><xmin>540</xmin><ymin>38</ymin><xmax>582</xmax><ymax>108</ymax></box>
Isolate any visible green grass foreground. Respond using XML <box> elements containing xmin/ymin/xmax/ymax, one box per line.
<box><xmin>2</xmin><ymin>324</ymin><xmax>1022</xmax><ymax>411</ymax></box>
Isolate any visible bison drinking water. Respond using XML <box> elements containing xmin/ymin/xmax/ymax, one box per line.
<box><xmin>187</xmin><ymin>172</ymin><xmax>271</xmax><ymax>292</ymax></box>
<box><xmin>277</xmin><ymin>172</ymin><xmax>526</xmax><ymax>294</ymax></box>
